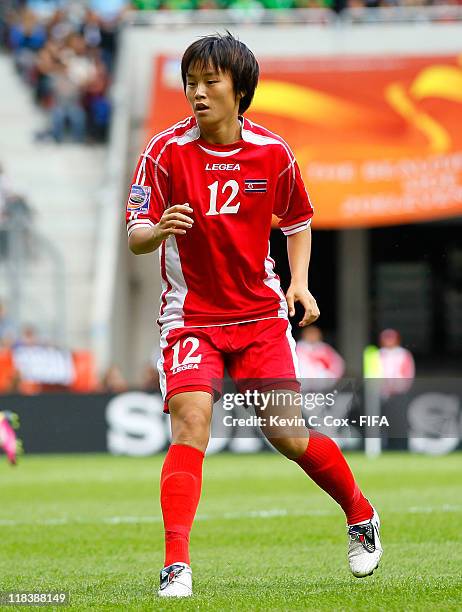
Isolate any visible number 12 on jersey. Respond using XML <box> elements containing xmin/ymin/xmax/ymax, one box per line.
<box><xmin>206</xmin><ymin>180</ymin><xmax>240</xmax><ymax>216</ymax></box>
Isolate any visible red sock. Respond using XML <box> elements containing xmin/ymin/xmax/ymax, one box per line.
<box><xmin>160</xmin><ymin>443</ymin><xmax>204</xmax><ymax>567</ymax></box>
<box><xmin>294</xmin><ymin>430</ymin><xmax>373</xmax><ymax>525</ymax></box>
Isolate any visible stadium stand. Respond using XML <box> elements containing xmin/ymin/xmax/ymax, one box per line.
<box><xmin>0</xmin><ymin>51</ymin><xmax>106</xmax><ymax>360</ymax></box>
<box><xmin>2</xmin><ymin>2</ymin><xmax>122</xmax><ymax>143</ymax></box>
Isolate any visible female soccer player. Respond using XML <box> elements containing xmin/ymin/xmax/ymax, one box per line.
<box><xmin>126</xmin><ymin>33</ymin><xmax>382</xmax><ymax>597</ymax></box>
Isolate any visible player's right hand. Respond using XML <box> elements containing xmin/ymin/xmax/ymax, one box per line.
<box><xmin>157</xmin><ymin>204</ymin><xmax>194</xmax><ymax>239</ymax></box>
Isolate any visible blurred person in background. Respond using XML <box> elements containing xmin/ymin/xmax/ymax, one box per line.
<box><xmin>141</xmin><ymin>347</ymin><xmax>161</xmax><ymax>392</ymax></box>
<box><xmin>46</xmin><ymin>8</ymin><xmax>74</xmax><ymax>44</ymax></box>
<box><xmin>141</xmin><ymin>362</ymin><xmax>160</xmax><ymax>392</ymax></box>
<box><xmin>100</xmin><ymin>364</ymin><xmax>128</xmax><ymax>393</ymax></box>
<box><xmin>88</xmin><ymin>0</ymin><xmax>127</xmax><ymax>72</ymax></box>
<box><xmin>48</xmin><ymin>32</ymin><xmax>95</xmax><ymax>143</ymax></box>
<box><xmin>82</xmin><ymin>9</ymin><xmax>102</xmax><ymax>50</ymax></box>
<box><xmin>8</xmin><ymin>7</ymin><xmax>46</xmax><ymax>82</ymax></box>
<box><xmin>378</xmin><ymin>328</ymin><xmax>415</xmax><ymax>397</ymax></box>
<box><xmin>34</xmin><ymin>38</ymin><xmax>59</xmax><ymax>106</ymax></box>
<box><xmin>296</xmin><ymin>325</ymin><xmax>345</xmax><ymax>390</ymax></box>
<box><xmin>12</xmin><ymin>325</ymin><xmax>75</xmax><ymax>392</ymax></box>
<box><xmin>0</xmin><ymin>163</ymin><xmax>14</xmax><ymax>258</ymax></box>
<box><xmin>83</xmin><ymin>51</ymin><xmax>111</xmax><ymax>142</ymax></box>
<box><xmin>0</xmin><ymin>163</ymin><xmax>34</xmax><ymax>258</ymax></box>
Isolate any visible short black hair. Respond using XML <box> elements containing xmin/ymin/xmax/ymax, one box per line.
<box><xmin>181</xmin><ymin>32</ymin><xmax>259</xmax><ymax>115</ymax></box>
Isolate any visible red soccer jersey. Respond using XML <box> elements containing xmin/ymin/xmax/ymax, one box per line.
<box><xmin>126</xmin><ymin>116</ymin><xmax>314</xmax><ymax>333</ymax></box>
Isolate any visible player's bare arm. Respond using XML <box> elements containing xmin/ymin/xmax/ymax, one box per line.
<box><xmin>286</xmin><ymin>227</ymin><xmax>320</xmax><ymax>327</ymax></box>
<box><xmin>128</xmin><ymin>204</ymin><xmax>194</xmax><ymax>254</ymax></box>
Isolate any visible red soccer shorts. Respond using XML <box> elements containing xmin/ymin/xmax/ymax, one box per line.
<box><xmin>158</xmin><ymin>318</ymin><xmax>300</xmax><ymax>413</ymax></box>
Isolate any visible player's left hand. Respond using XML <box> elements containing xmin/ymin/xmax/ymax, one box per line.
<box><xmin>286</xmin><ymin>284</ymin><xmax>320</xmax><ymax>327</ymax></box>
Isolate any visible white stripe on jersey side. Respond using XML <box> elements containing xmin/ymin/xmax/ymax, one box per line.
<box><xmin>198</xmin><ymin>145</ymin><xmax>242</xmax><ymax>157</ymax></box>
<box><xmin>285</xmin><ymin>321</ymin><xmax>300</xmax><ymax>379</ymax></box>
<box><xmin>136</xmin><ymin>117</ymin><xmax>193</xmax><ymax>185</ymax></box>
<box><xmin>263</xmin><ymin>242</ymin><xmax>288</xmax><ymax>319</ymax></box>
<box><xmin>158</xmin><ymin>244</ymin><xmax>169</xmax><ymax>325</ymax></box>
<box><xmin>158</xmin><ymin>236</ymin><xmax>188</xmax><ymax>331</ymax></box>
<box><xmin>158</xmin><ymin>331</ymin><xmax>168</xmax><ymax>400</ymax></box>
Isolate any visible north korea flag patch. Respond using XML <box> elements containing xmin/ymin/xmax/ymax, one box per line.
<box><xmin>244</xmin><ymin>179</ymin><xmax>268</xmax><ymax>193</ymax></box>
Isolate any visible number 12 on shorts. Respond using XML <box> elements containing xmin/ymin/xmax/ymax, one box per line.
<box><xmin>171</xmin><ymin>337</ymin><xmax>203</xmax><ymax>373</ymax></box>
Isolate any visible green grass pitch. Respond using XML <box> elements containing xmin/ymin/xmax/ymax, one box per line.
<box><xmin>1</xmin><ymin>452</ymin><xmax>461</xmax><ymax>611</ymax></box>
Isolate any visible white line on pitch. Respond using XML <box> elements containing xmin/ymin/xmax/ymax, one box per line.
<box><xmin>0</xmin><ymin>504</ymin><xmax>460</xmax><ymax>528</ymax></box>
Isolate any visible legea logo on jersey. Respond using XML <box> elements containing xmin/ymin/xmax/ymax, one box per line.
<box><xmin>244</xmin><ymin>179</ymin><xmax>268</xmax><ymax>193</ymax></box>
<box><xmin>205</xmin><ymin>163</ymin><xmax>240</xmax><ymax>171</ymax></box>
<box><xmin>127</xmin><ymin>185</ymin><xmax>151</xmax><ymax>213</ymax></box>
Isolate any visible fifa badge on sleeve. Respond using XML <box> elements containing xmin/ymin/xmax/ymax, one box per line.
<box><xmin>127</xmin><ymin>185</ymin><xmax>151</xmax><ymax>215</ymax></box>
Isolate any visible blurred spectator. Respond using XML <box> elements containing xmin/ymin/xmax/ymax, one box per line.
<box><xmin>83</xmin><ymin>54</ymin><xmax>111</xmax><ymax>142</ymax></box>
<box><xmin>12</xmin><ymin>325</ymin><xmax>76</xmax><ymax>392</ymax></box>
<box><xmin>296</xmin><ymin>326</ymin><xmax>345</xmax><ymax>390</ymax></box>
<box><xmin>378</xmin><ymin>328</ymin><xmax>415</xmax><ymax>396</ymax></box>
<box><xmin>141</xmin><ymin>362</ymin><xmax>160</xmax><ymax>392</ymax></box>
<box><xmin>46</xmin><ymin>8</ymin><xmax>74</xmax><ymax>45</ymax></box>
<box><xmin>34</xmin><ymin>39</ymin><xmax>57</xmax><ymax>106</ymax></box>
<box><xmin>82</xmin><ymin>10</ymin><xmax>103</xmax><ymax>53</ymax></box>
<box><xmin>101</xmin><ymin>364</ymin><xmax>128</xmax><ymax>393</ymax></box>
<box><xmin>9</xmin><ymin>8</ymin><xmax>46</xmax><ymax>82</ymax></box>
<box><xmin>4</xmin><ymin>198</ymin><xmax>35</xmax><ymax>260</ymax></box>
<box><xmin>0</xmin><ymin>163</ymin><xmax>34</xmax><ymax>259</ymax></box>
<box><xmin>48</xmin><ymin>33</ymin><xmax>95</xmax><ymax>142</ymax></box>
<box><xmin>0</xmin><ymin>163</ymin><xmax>14</xmax><ymax>223</ymax></box>
<box><xmin>0</xmin><ymin>301</ymin><xmax>16</xmax><ymax>347</ymax></box>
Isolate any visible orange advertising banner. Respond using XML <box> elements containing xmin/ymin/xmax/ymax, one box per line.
<box><xmin>146</xmin><ymin>54</ymin><xmax>462</xmax><ymax>228</ymax></box>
